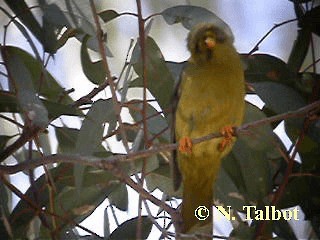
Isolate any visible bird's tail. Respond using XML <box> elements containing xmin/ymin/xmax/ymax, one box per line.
<box><xmin>181</xmin><ymin>176</ymin><xmax>213</xmax><ymax>234</ymax></box>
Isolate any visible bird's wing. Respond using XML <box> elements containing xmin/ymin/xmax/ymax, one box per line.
<box><xmin>170</xmin><ymin>61</ymin><xmax>188</xmax><ymax>191</ymax></box>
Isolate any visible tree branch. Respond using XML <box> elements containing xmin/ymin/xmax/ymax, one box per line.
<box><xmin>1</xmin><ymin>100</ymin><xmax>319</xmax><ymax>175</ymax></box>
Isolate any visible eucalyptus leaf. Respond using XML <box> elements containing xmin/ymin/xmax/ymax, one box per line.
<box><xmin>74</xmin><ymin>99</ymin><xmax>115</xmax><ymax>193</ymax></box>
<box><xmin>215</xmin><ymin>164</ymin><xmax>247</xmax><ymax>211</ymax></box>
<box><xmin>287</xmin><ymin>28</ymin><xmax>311</xmax><ymax>73</ymax></box>
<box><xmin>252</xmin><ymin>82</ymin><xmax>306</xmax><ymax>114</ymax></box>
<box><xmin>145</xmin><ymin>164</ymin><xmax>181</xmax><ymax>198</ymax></box>
<box><xmin>108</xmin><ymin>216</ymin><xmax>152</xmax><ymax>240</ymax></box>
<box><xmin>0</xmin><ymin>94</ymin><xmax>19</xmax><ymax>113</ymax></box>
<box><xmin>56</xmin><ymin>127</ymin><xmax>79</xmax><ymax>153</ymax></box>
<box><xmin>131</xmin><ymin>37</ymin><xmax>175</xmax><ymax>111</ymax></box>
<box><xmin>81</xmin><ymin>35</ymin><xmax>106</xmax><ymax>85</ymax></box>
<box><xmin>4</xmin><ymin>0</ymin><xmax>56</xmax><ymax>53</ymax></box>
<box><xmin>40</xmin><ymin>1</ymin><xmax>112</xmax><ymax>55</ymax></box>
<box><xmin>300</xmin><ymin>6</ymin><xmax>320</xmax><ymax>36</ymax></box>
<box><xmin>108</xmin><ymin>184</ymin><xmax>128</xmax><ymax>211</ymax></box>
<box><xmin>0</xmin><ymin>6</ymin><xmax>41</xmax><ymax>59</ymax></box>
<box><xmin>10</xmin><ymin>163</ymin><xmax>117</xmax><ymax>237</ymax></box>
<box><xmin>130</xmin><ymin>102</ymin><xmax>170</xmax><ymax>143</ymax></box>
<box><xmin>0</xmin><ymin>136</ymin><xmax>12</xmax><ymax>152</ymax></box>
<box><xmin>244</xmin><ymin>54</ymin><xmax>295</xmax><ymax>86</ymax></box>
<box><xmin>2</xmin><ymin>48</ymin><xmax>49</xmax><ymax>128</ymax></box>
<box><xmin>273</xmin><ymin>218</ymin><xmax>298</xmax><ymax>240</ymax></box>
<box><xmin>224</xmin><ymin>104</ymin><xmax>273</xmax><ymax>203</ymax></box>
<box><xmin>2</xmin><ymin>46</ymin><xmax>74</xmax><ymax>104</ymax></box>
<box><xmin>165</xmin><ymin>61</ymin><xmax>187</xmax><ymax>85</ymax></box>
<box><xmin>0</xmin><ymin>94</ymin><xmax>81</xmax><ymax>120</ymax></box>
<box><xmin>98</xmin><ymin>10</ymin><xmax>120</xmax><ymax>23</ymax></box>
<box><xmin>161</xmin><ymin>5</ymin><xmax>234</xmax><ymax>41</ymax></box>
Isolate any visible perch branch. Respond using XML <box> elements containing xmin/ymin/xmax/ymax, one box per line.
<box><xmin>1</xmin><ymin>100</ymin><xmax>319</xmax><ymax>175</ymax></box>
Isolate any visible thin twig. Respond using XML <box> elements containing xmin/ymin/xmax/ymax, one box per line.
<box><xmin>248</xmin><ymin>18</ymin><xmax>297</xmax><ymax>55</ymax></box>
<box><xmin>0</xmin><ymin>114</ymin><xmax>24</xmax><ymax>128</ymax></box>
<box><xmin>135</xmin><ymin>1</ymin><xmax>149</xmax><ymax>238</ymax></box>
<box><xmin>89</xmin><ymin>0</ymin><xmax>129</xmax><ymax>151</ymax></box>
<box><xmin>72</xmin><ymin>79</ymin><xmax>113</xmax><ymax>107</ymax></box>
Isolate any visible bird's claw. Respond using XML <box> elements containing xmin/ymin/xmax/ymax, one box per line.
<box><xmin>218</xmin><ymin>126</ymin><xmax>234</xmax><ymax>152</ymax></box>
<box><xmin>179</xmin><ymin>137</ymin><xmax>193</xmax><ymax>154</ymax></box>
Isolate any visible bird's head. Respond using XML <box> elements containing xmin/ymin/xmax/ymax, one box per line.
<box><xmin>187</xmin><ymin>23</ymin><xmax>234</xmax><ymax>65</ymax></box>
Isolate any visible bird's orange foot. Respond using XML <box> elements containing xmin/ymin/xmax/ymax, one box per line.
<box><xmin>218</xmin><ymin>126</ymin><xmax>235</xmax><ymax>152</ymax></box>
<box><xmin>178</xmin><ymin>137</ymin><xmax>193</xmax><ymax>154</ymax></box>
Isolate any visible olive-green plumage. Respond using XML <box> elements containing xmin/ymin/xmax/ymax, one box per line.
<box><xmin>174</xmin><ymin>23</ymin><xmax>245</xmax><ymax>234</ymax></box>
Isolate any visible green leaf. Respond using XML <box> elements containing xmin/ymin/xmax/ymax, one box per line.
<box><xmin>287</xmin><ymin>28</ymin><xmax>311</xmax><ymax>73</ymax></box>
<box><xmin>0</xmin><ymin>7</ymin><xmax>41</xmax><ymax>59</ymax></box>
<box><xmin>252</xmin><ymin>82</ymin><xmax>306</xmax><ymax>114</ymax></box>
<box><xmin>98</xmin><ymin>10</ymin><xmax>120</xmax><ymax>23</ymax></box>
<box><xmin>0</xmin><ymin>94</ymin><xmax>19</xmax><ymax>113</ymax></box>
<box><xmin>244</xmin><ymin>54</ymin><xmax>295</xmax><ymax>86</ymax></box>
<box><xmin>295</xmin><ymin>72</ymin><xmax>320</xmax><ymax>96</ymax></box>
<box><xmin>224</xmin><ymin>104</ymin><xmax>274</xmax><ymax>203</ymax></box>
<box><xmin>231</xmin><ymin>138</ymin><xmax>271</xmax><ymax>202</ymax></box>
<box><xmin>229</xmin><ymin>224</ymin><xmax>255</xmax><ymax>239</ymax></box>
<box><xmin>278</xmin><ymin>176</ymin><xmax>309</xmax><ymax>209</ymax></box>
<box><xmin>53</xmin><ymin>184</ymin><xmax>115</xmax><ymax>222</ymax></box>
<box><xmin>145</xmin><ymin>163</ymin><xmax>181</xmax><ymax>198</ymax></box>
<box><xmin>2</xmin><ymin>47</ymin><xmax>49</xmax><ymax>128</ymax></box>
<box><xmin>108</xmin><ymin>184</ymin><xmax>128</xmax><ymax>211</ymax></box>
<box><xmin>2</xmin><ymin>46</ymin><xmax>73</xmax><ymax>104</ymax></box>
<box><xmin>108</xmin><ymin>216</ymin><xmax>152</xmax><ymax>240</ymax></box>
<box><xmin>0</xmin><ymin>180</ymin><xmax>10</xmax><ymax>239</ymax></box>
<box><xmin>42</xmin><ymin>99</ymin><xmax>83</xmax><ymax>120</ymax></box>
<box><xmin>38</xmin><ymin>132</ymin><xmax>51</xmax><ymax>155</ymax></box>
<box><xmin>216</xmin><ymin>163</ymin><xmax>247</xmax><ymax>211</ymax></box>
<box><xmin>165</xmin><ymin>61</ymin><xmax>186</xmax><ymax>85</ymax></box>
<box><xmin>0</xmin><ymin>135</ymin><xmax>12</xmax><ymax>152</ymax></box>
<box><xmin>41</xmin><ymin>14</ymin><xmax>60</xmax><ymax>54</ymax></box>
<box><xmin>0</xmin><ymin>94</ymin><xmax>81</xmax><ymax>120</ymax></box>
<box><xmin>131</xmin><ymin>37</ymin><xmax>175</xmax><ymax>111</ymax></box>
<box><xmin>10</xmin><ymin>163</ymin><xmax>117</xmax><ymax>237</ymax></box>
<box><xmin>13</xmin><ymin>150</ymin><xmax>42</xmax><ymax>165</ymax></box>
<box><xmin>128</xmin><ymin>154</ymin><xmax>159</xmax><ymax>178</ymax></box>
<box><xmin>130</xmin><ymin>102</ymin><xmax>170</xmax><ymax>143</ymax></box>
<box><xmin>56</xmin><ymin>127</ymin><xmax>79</xmax><ymax>153</ymax></box>
<box><xmin>74</xmin><ymin>99</ymin><xmax>115</xmax><ymax>192</ymax></box>
<box><xmin>273</xmin><ymin>218</ymin><xmax>298</xmax><ymax>240</ymax></box>
<box><xmin>81</xmin><ymin>35</ymin><xmax>106</xmax><ymax>85</ymax></box>
<box><xmin>40</xmin><ymin>1</ymin><xmax>112</xmax><ymax>55</ymax></box>
<box><xmin>75</xmin><ymin>99</ymin><xmax>115</xmax><ymax>155</ymax></box>
<box><xmin>161</xmin><ymin>5</ymin><xmax>234</xmax><ymax>41</ymax></box>
<box><xmin>300</xmin><ymin>6</ymin><xmax>320</xmax><ymax>36</ymax></box>
<box><xmin>3</xmin><ymin>0</ymin><xmax>56</xmax><ymax>53</ymax></box>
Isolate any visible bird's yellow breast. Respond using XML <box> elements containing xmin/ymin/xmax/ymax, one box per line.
<box><xmin>176</xmin><ymin>52</ymin><xmax>244</xmax><ymax>162</ymax></box>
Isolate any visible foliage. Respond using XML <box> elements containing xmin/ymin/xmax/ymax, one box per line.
<box><xmin>0</xmin><ymin>0</ymin><xmax>320</xmax><ymax>239</ymax></box>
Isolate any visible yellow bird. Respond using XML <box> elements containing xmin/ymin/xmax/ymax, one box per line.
<box><xmin>173</xmin><ymin>23</ymin><xmax>245</xmax><ymax>234</ymax></box>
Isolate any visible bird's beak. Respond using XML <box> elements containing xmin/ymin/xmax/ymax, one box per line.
<box><xmin>205</xmin><ymin>37</ymin><xmax>216</xmax><ymax>49</ymax></box>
